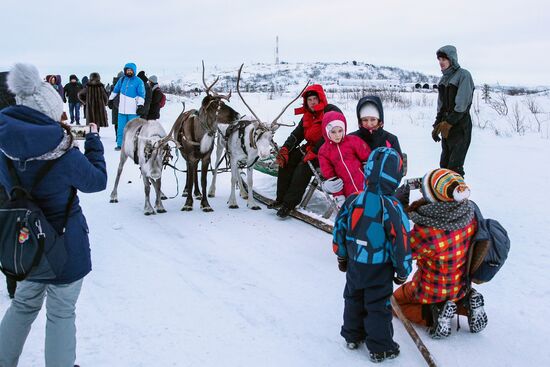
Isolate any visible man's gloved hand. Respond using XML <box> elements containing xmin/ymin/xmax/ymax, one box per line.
<box><xmin>334</xmin><ymin>195</ymin><xmax>346</xmax><ymax>208</ymax></box>
<box><xmin>337</xmin><ymin>256</ymin><xmax>348</xmax><ymax>272</ymax></box>
<box><xmin>394</xmin><ymin>184</ymin><xmax>411</xmax><ymax>207</ymax></box>
<box><xmin>136</xmin><ymin>105</ymin><xmax>145</xmax><ymax>116</ymax></box>
<box><xmin>322</xmin><ymin>177</ymin><xmax>344</xmax><ymax>193</ymax></box>
<box><xmin>303</xmin><ymin>150</ymin><xmax>316</xmax><ymax>163</ymax></box>
<box><xmin>438</xmin><ymin>121</ymin><xmax>453</xmax><ymax>139</ymax></box>
<box><xmin>107</xmin><ymin>99</ymin><xmax>114</xmax><ymax>109</ymax></box>
<box><xmin>275</xmin><ymin>146</ymin><xmax>289</xmax><ymax>168</ymax></box>
<box><xmin>393</xmin><ymin>275</ymin><xmax>407</xmax><ymax>285</ymax></box>
<box><xmin>431</xmin><ymin>124</ymin><xmax>442</xmax><ymax>142</ymax></box>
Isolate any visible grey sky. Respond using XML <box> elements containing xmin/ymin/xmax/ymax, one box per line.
<box><xmin>2</xmin><ymin>0</ymin><xmax>548</xmax><ymax>86</ymax></box>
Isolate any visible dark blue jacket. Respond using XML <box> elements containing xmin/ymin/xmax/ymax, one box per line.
<box><xmin>350</xmin><ymin>95</ymin><xmax>402</xmax><ymax>157</ymax></box>
<box><xmin>0</xmin><ymin>105</ymin><xmax>107</xmax><ymax>284</ymax></box>
<box><xmin>333</xmin><ymin>147</ymin><xmax>412</xmax><ymax>285</ymax></box>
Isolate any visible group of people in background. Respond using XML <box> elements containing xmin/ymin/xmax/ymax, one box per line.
<box><xmin>36</xmin><ymin>65</ymin><xmax>165</xmax><ymax>146</ymax></box>
<box><xmin>0</xmin><ymin>44</ymin><xmax>481</xmax><ymax>366</ymax></box>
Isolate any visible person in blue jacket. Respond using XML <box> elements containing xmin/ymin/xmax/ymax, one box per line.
<box><xmin>332</xmin><ymin>147</ymin><xmax>412</xmax><ymax>363</ymax></box>
<box><xmin>108</xmin><ymin>62</ymin><xmax>145</xmax><ymax>150</ymax></box>
<box><xmin>0</xmin><ymin>63</ymin><xmax>107</xmax><ymax>367</ymax></box>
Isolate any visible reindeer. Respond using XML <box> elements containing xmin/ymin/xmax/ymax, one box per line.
<box><xmin>171</xmin><ymin>61</ymin><xmax>240</xmax><ymax>212</ymax></box>
<box><xmin>213</xmin><ymin>64</ymin><xmax>307</xmax><ymax>210</ymax></box>
<box><xmin>109</xmin><ymin>118</ymin><xmax>176</xmax><ymax>215</ymax></box>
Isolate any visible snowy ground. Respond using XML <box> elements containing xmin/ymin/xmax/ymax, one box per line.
<box><xmin>1</xmin><ymin>92</ymin><xmax>549</xmax><ymax>366</ymax></box>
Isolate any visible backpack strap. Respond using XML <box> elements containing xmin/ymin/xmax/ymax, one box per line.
<box><xmin>6</xmin><ymin>158</ymin><xmax>77</xmax><ymax>232</ymax></box>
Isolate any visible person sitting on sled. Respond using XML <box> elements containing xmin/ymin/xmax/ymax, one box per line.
<box><xmin>350</xmin><ymin>95</ymin><xmax>402</xmax><ymax>157</ymax></box>
<box><xmin>332</xmin><ymin>147</ymin><xmax>412</xmax><ymax>363</ymax></box>
<box><xmin>318</xmin><ymin>111</ymin><xmax>370</xmax><ymax>206</ymax></box>
<box><xmin>393</xmin><ymin>169</ymin><xmax>488</xmax><ymax>339</ymax></box>
<box><xmin>272</xmin><ymin>84</ymin><xmax>341</xmax><ymax>218</ymax></box>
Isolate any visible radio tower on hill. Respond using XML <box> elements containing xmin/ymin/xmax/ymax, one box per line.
<box><xmin>275</xmin><ymin>36</ymin><xmax>280</xmax><ymax>64</ymax></box>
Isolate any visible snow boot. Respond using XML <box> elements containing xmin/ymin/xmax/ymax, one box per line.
<box><xmin>468</xmin><ymin>289</ymin><xmax>488</xmax><ymax>333</ymax></box>
<box><xmin>276</xmin><ymin>205</ymin><xmax>291</xmax><ymax>218</ymax></box>
<box><xmin>368</xmin><ymin>343</ymin><xmax>400</xmax><ymax>363</ymax></box>
<box><xmin>346</xmin><ymin>340</ymin><xmax>363</xmax><ymax>350</ymax></box>
<box><xmin>429</xmin><ymin>300</ymin><xmax>456</xmax><ymax>339</ymax></box>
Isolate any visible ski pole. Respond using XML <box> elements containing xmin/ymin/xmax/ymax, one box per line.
<box><xmin>390</xmin><ymin>296</ymin><xmax>438</xmax><ymax>367</ymax></box>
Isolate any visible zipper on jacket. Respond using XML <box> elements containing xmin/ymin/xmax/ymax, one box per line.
<box><xmin>337</xmin><ymin>145</ymin><xmax>360</xmax><ymax>193</ymax></box>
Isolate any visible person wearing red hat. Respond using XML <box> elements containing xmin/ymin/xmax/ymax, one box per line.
<box><xmin>273</xmin><ymin>84</ymin><xmax>342</xmax><ymax>217</ymax></box>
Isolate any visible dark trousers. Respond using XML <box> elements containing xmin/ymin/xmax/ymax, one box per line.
<box><xmin>68</xmin><ymin>102</ymin><xmax>80</xmax><ymax>124</ymax></box>
<box><xmin>440</xmin><ymin>125</ymin><xmax>472</xmax><ymax>177</ymax></box>
<box><xmin>341</xmin><ymin>263</ymin><xmax>397</xmax><ymax>353</ymax></box>
<box><xmin>276</xmin><ymin>149</ymin><xmax>314</xmax><ymax>208</ymax></box>
<box><xmin>5</xmin><ymin>276</ymin><xmax>16</xmax><ymax>297</ymax></box>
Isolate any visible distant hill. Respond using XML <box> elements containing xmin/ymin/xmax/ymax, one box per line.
<box><xmin>164</xmin><ymin>61</ymin><xmax>440</xmax><ymax>93</ymax></box>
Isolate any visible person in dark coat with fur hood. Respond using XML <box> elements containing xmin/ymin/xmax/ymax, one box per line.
<box><xmin>78</xmin><ymin>72</ymin><xmax>109</xmax><ymax>129</ymax></box>
<box><xmin>431</xmin><ymin>45</ymin><xmax>474</xmax><ymax>177</ymax></box>
<box><xmin>0</xmin><ymin>71</ymin><xmax>18</xmax><ymax>300</ymax></box>
<box><xmin>108</xmin><ymin>71</ymin><xmax>123</xmax><ymax>136</ymax></box>
<box><xmin>0</xmin><ymin>63</ymin><xmax>106</xmax><ymax>366</ymax></box>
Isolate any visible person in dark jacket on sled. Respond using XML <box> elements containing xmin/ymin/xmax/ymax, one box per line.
<box><xmin>272</xmin><ymin>84</ymin><xmax>342</xmax><ymax>218</ymax></box>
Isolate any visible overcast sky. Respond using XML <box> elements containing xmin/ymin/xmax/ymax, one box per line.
<box><xmin>2</xmin><ymin>0</ymin><xmax>548</xmax><ymax>86</ymax></box>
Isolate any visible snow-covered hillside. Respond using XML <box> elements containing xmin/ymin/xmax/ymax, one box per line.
<box><xmin>1</xmin><ymin>89</ymin><xmax>549</xmax><ymax>366</ymax></box>
<box><xmin>163</xmin><ymin>61</ymin><xmax>440</xmax><ymax>93</ymax></box>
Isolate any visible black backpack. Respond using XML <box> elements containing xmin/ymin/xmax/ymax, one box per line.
<box><xmin>466</xmin><ymin>201</ymin><xmax>511</xmax><ymax>284</ymax></box>
<box><xmin>0</xmin><ymin>158</ymin><xmax>75</xmax><ymax>281</ymax></box>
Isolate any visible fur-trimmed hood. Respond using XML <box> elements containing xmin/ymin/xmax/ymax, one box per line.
<box><xmin>0</xmin><ymin>105</ymin><xmax>74</xmax><ymax>162</ymax></box>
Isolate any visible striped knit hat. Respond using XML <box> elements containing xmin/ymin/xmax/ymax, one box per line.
<box><xmin>421</xmin><ymin>169</ymin><xmax>470</xmax><ymax>202</ymax></box>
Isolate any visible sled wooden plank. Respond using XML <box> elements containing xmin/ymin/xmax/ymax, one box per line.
<box><xmin>250</xmin><ymin>189</ymin><xmax>334</xmax><ymax>234</ymax></box>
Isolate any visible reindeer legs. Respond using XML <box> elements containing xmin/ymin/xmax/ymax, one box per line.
<box><xmin>208</xmin><ymin>134</ymin><xmax>225</xmax><ymax>198</ymax></box>
<box><xmin>246</xmin><ymin>165</ymin><xmax>261</xmax><ymax>210</ymax></box>
<box><xmin>200</xmin><ymin>158</ymin><xmax>213</xmax><ymax>212</ymax></box>
<box><xmin>153</xmin><ymin>178</ymin><xmax>166</xmax><ymax>213</ymax></box>
<box><xmin>143</xmin><ymin>175</ymin><xmax>155</xmax><ymax>215</ymax></box>
<box><xmin>110</xmin><ymin>152</ymin><xmax>128</xmax><ymax>203</ymax></box>
<box><xmin>228</xmin><ymin>157</ymin><xmax>239</xmax><ymax>209</ymax></box>
<box><xmin>182</xmin><ymin>160</ymin><xmax>195</xmax><ymax>211</ymax></box>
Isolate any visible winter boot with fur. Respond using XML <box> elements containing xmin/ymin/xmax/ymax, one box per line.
<box><xmin>368</xmin><ymin>343</ymin><xmax>400</xmax><ymax>363</ymax></box>
<box><xmin>429</xmin><ymin>300</ymin><xmax>457</xmax><ymax>339</ymax></box>
<box><xmin>468</xmin><ymin>289</ymin><xmax>488</xmax><ymax>333</ymax></box>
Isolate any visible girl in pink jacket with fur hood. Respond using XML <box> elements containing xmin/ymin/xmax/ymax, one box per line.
<box><xmin>318</xmin><ymin>111</ymin><xmax>371</xmax><ymax>204</ymax></box>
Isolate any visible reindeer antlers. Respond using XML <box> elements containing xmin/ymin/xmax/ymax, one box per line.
<box><xmin>202</xmin><ymin>60</ymin><xmax>219</xmax><ymax>95</ymax></box>
<box><xmin>236</xmin><ymin>64</ymin><xmax>264</xmax><ymax>124</ymax></box>
<box><xmin>237</xmin><ymin>64</ymin><xmax>310</xmax><ymax>129</ymax></box>
<box><xmin>202</xmin><ymin>60</ymin><xmax>231</xmax><ymax>101</ymax></box>
<box><xmin>270</xmin><ymin>81</ymin><xmax>310</xmax><ymax>127</ymax></box>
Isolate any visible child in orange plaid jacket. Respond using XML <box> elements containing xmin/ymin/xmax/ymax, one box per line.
<box><xmin>393</xmin><ymin>168</ymin><xmax>488</xmax><ymax>338</ymax></box>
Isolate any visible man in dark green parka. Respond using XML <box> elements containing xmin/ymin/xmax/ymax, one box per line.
<box><xmin>431</xmin><ymin>45</ymin><xmax>474</xmax><ymax>176</ymax></box>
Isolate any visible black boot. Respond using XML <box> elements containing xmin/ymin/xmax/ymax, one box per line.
<box><xmin>369</xmin><ymin>343</ymin><xmax>400</xmax><ymax>363</ymax></box>
<box><xmin>467</xmin><ymin>289</ymin><xmax>488</xmax><ymax>333</ymax></box>
<box><xmin>276</xmin><ymin>205</ymin><xmax>292</xmax><ymax>218</ymax></box>
<box><xmin>429</xmin><ymin>301</ymin><xmax>456</xmax><ymax>339</ymax></box>
<box><xmin>346</xmin><ymin>340</ymin><xmax>363</xmax><ymax>350</ymax></box>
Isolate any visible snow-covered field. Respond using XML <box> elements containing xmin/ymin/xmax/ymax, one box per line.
<box><xmin>1</xmin><ymin>90</ymin><xmax>549</xmax><ymax>366</ymax></box>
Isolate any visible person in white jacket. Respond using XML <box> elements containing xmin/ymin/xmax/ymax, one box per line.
<box><xmin>108</xmin><ymin>62</ymin><xmax>145</xmax><ymax>150</ymax></box>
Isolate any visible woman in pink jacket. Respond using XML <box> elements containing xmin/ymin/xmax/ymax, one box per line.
<box><xmin>318</xmin><ymin>111</ymin><xmax>371</xmax><ymax>204</ymax></box>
